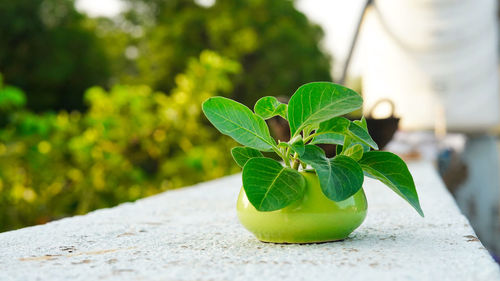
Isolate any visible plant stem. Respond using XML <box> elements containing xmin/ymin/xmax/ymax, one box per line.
<box><xmin>292</xmin><ymin>152</ymin><xmax>300</xmax><ymax>170</ymax></box>
<box><xmin>284</xmin><ymin>146</ymin><xmax>292</xmax><ymax>166</ymax></box>
<box><xmin>303</xmin><ymin>133</ymin><xmax>317</xmax><ymax>143</ymax></box>
<box><xmin>272</xmin><ymin>146</ymin><xmax>290</xmax><ymax>167</ymax></box>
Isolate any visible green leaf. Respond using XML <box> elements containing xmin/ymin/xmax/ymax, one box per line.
<box><xmin>287</xmin><ymin>82</ymin><xmax>362</xmax><ymax>137</ymax></box>
<box><xmin>254</xmin><ymin>96</ymin><xmax>287</xmax><ymax>120</ymax></box>
<box><xmin>242</xmin><ymin>157</ymin><xmax>305</xmax><ymax>211</ymax></box>
<box><xmin>231</xmin><ymin>147</ymin><xmax>264</xmax><ymax>168</ymax></box>
<box><xmin>310</xmin><ymin>133</ymin><xmax>345</xmax><ymax>145</ymax></box>
<box><xmin>359</xmin><ymin>151</ymin><xmax>424</xmax><ymax>217</ymax></box>
<box><xmin>314</xmin><ymin>117</ymin><xmax>377</xmax><ymax>150</ymax></box>
<box><xmin>279</xmin><ymin>135</ymin><xmax>305</xmax><ymax>156</ymax></box>
<box><xmin>348</xmin><ymin>122</ymin><xmax>378</xmax><ymax>150</ymax></box>
<box><xmin>311</xmin><ymin>117</ymin><xmax>349</xmax><ymax>145</ymax></box>
<box><xmin>279</xmin><ymin>139</ymin><xmax>305</xmax><ymax>156</ymax></box>
<box><xmin>343</xmin><ymin>144</ymin><xmax>364</xmax><ymax>161</ymax></box>
<box><xmin>202</xmin><ymin>97</ymin><xmax>276</xmax><ymax>151</ymax></box>
<box><xmin>299</xmin><ymin>145</ymin><xmax>364</xmax><ymax>201</ymax></box>
<box><xmin>290</xmin><ymin>140</ymin><xmax>305</xmax><ymax>156</ymax></box>
<box><xmin>316</xmin><ymin>117</ymin><xmax>350</xmax><ymax>135</ymax></box>
<box><xmin>354</xmin><ymin>116</ymin><xmax>368</xmax><ymax>130</ymax></box>
<box><xmin>336</xmin><ymin>143</ymin><xmax>343</xmax><ymax>155</ymax></box>
<box><xmin>340</xmin><ymin>137</ymin><xmax>352</xmax><ymax>154</ymax></box>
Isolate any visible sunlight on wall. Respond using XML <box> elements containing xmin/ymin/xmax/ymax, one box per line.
<box><xmin>296</xmin><ymin>0</ymin><xmax>365</xmax><ymax>78</ymax></box>
<box><xmin>75</xmin><ymin>0</ymin><xmax>126</xmax><ymax>17</ymax></box>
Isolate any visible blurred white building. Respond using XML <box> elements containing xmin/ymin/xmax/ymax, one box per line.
<box><xmin>298</xmin><ymin>0</ymin><xmax>500</xmax><ymax>257</ymax></box>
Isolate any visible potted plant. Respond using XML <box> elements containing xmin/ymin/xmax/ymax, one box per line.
<box><xmin>202</xmin><ymin>82</ymin><xmax>423</xmax><ymax>243</ymax></box>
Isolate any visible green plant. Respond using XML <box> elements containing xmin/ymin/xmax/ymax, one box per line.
<box><xmin>202</xmin><ymin>82</ymin><xmax>424</xmax><ymax>216</ymax></box>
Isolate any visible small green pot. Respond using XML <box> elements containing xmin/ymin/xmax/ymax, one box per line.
<box><xmin>236</xmin><ymin>171</ymin><xmax>368</xmax><ymax>243</ymax></box>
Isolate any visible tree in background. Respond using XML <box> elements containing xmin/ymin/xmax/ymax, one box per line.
<box><xmin>117</xmin><ymin>0</ymin><xmax>332</xmax><ymax>105</ymax></box>
<box><xmin>0</xmin><ymin>0</ymin><xmax>110</xmax><ymax>111</ymax></box>
<box><xmin>0</xmin><ymin>51</ymin><xmax>240</xmax><ymax>231</ymax></box>
<box><xmin>0</xmin><ymin>0</ymin><xmax>331</xmax><ymax>110</ymax></box>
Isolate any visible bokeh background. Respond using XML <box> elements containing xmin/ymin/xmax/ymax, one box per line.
<box><xmin>1</xmin><ymin>0</ymin><xmax>500</xmax><ymax>261</ymax></box>
<box><xmin>0</xmin><ymin>0</ymin><xmax>335</xmax><ymax>231</ymax></box>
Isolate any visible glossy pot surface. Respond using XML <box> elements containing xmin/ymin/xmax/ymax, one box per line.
<box><xmin>237</xmin><ymin>171</ymin><xmax>367</xmax><ymax>243</ymax></box>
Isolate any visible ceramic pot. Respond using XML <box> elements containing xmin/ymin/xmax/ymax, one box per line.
<box><xmin>236</xmin><ymin>171</ymin><xmax>367</xmax><ymax>243</ymax></box>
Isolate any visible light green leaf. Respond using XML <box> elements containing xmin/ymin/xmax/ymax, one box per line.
<box><xmin>299</xmin><ymin>145</ymin><xmax>364</xmax><ymax>201</ymax></box>
<box><xmin>231</xmin><ymin>147</ymin><xmax>264</xmax><ymax>168</ymax></box>
<box><xmin>242</xmin><ymin>157</ymin><xmax>305</xmax><ymax>211</ymax></box>
<box><xmin>202</xmin><ymin>97</ymin><xmax>276</xmax><ymax>151</ymax></box>
<box><xmin>340</xmin><ymin>137</ymin><xmax>352</xmax><ymax>154</ymax></box>
<box><xmin>254</xmin><ymin>96</ymin><xmax>287</xmax><ymax>120</ymax></box>
<box><xmin>310</xmin><ymin>133</ymin><xmax>345</xmax><ymax>145</ymax></box>
<box><xmin>287</xmin><ymin>82</ymin><xmax>362</xmax><ymax>137</ymax></box>
<box><xmin>343</xmin><ymin>144</ymin><xmax>364</xmax><ymax>161</ymax></box>
<box><xmin>354</xmin><ymin>116</ymin><xmax>368</xmax><ymax>130</ymax></box>
<box><xmin>359</xmin><ymin>151</ymin><xmax>424</xmax><ymax>217</ymax></box>
<box><xmin>316</xmin><ymin>117</ymin><xmax>350</xmax><ymax>135</ymax></box>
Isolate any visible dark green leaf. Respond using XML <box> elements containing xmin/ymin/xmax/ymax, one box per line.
<box><xmin>349</xmin><ymin>139</ymin><xmax>371</xmax><ymax>153</ymax></box>
<box><xmin>312</xmin><ymin>116</ymin><xmax>376</xmax><ymax>150</ymax></box>
<box><xmin>311</xmin><ymin>117</ymin><xmax>375</xmax><ymax>151</ymax></box>
<box><xmin>336</xmin><ymin>143</ymin><xmax>343</xmax><ymax>155</ymax></box>
<box><xmin>231</xmin><ymin>147</ymin><xmax>264</xmax><ymax>168</ymax></box>
<box><xmin>291</xmin><ymin>140</ymin><xmax>306</xmax><ymax>156</ymax></box>
<box><xmin>359</xmin><ymin>151</ymin><xmax>424</xmax><ymax>217</ymax></box>
<box><xmin>299</xmin><ymin>145</ymin><xmax>364</xmax><ymax>201</ymax></box>
<box><xmin>287</xmin><ymin>82</ymin><xmax>362</xmax><ymax>137</ymax></box>
<box><xmin>348</xmin><ymin>122</ymin><xmax>378</xmax><ymax>150</ymax></box>
<box><xmin>242</xmin><ymin>157</ymin><xmax>305</xmax><ymax>211</ymax></box>
<box><xmin>202</xmin><ymin>97</ymin><xmax>276</xmax><ymax>151</ymax></box>
<box><xmin>254</xmin><ymin>96</ymin><xmax>287</xmax><ymax>119</ymax></box>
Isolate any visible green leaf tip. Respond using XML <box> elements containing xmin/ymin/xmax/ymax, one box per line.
<box><xmin>359</xmin><ymin>151</ymin><xmax>424</xmax><ymax>217</ymax></box>
<box><xmin>254</xmin><ymin>96</ymin><xmax>287</xmax><ymax>120</ymax></box>
<box><xmin>287</xmin><ymin>82</ymin><xmax>362</xmax><ymax>137</ymax></box>
<box><xmin>202</xmin><ymin>96</ymin><xmax>276</xmax><ymax>151</ymax></box>
<box><xmin>348</xmin><ymin>122</ymin><xmax>379</xmax><ymax>150</ymax></box>
<box><xmin>231</xmin><ymin>147</ymin><xmax>264</xmax><ymax>168</ymax></box>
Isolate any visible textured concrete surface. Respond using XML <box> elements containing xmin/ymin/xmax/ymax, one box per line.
<box><xmin>0</xmin><ymin>161</ymin><xmax>499</xmax><ymax>281</ymax></box>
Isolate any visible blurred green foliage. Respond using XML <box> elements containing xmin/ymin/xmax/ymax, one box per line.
<box><xmin>0</xmin><ymin>0</ymin><xmax>334</xmax><ymax>231</ymax></box>
<box><xmin>0</xmin><ymin>0</ymin><xmax>331</xmax><ymax>111</ymax></box>
<box><xmin>117</xmin><ymin>0</ymin><xmax>332</xmax><ymax>105</ymax></box>
<box><xmin>0</xmin><ymin>51</ymin><xmax>240</xmax><ymax>231</ymax></box>
<box><xmin>0</xmin><ymin>0</ymin><xmax>110</xmax><ymax>111</ymax></box>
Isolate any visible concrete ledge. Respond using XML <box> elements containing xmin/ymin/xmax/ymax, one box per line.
<box><xmin>1</xmin><ymin>161</ymin><xmax>499</xmax><ymax>280</ymax></box>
